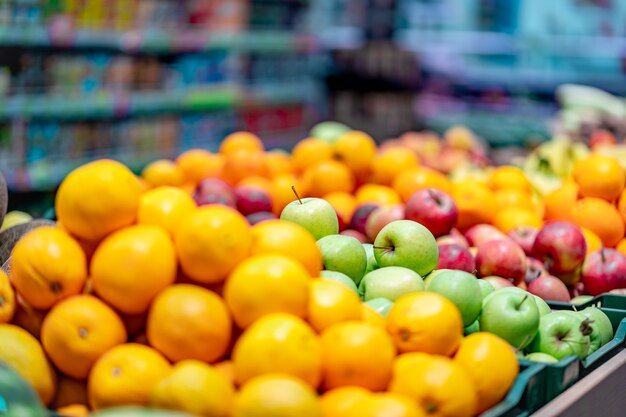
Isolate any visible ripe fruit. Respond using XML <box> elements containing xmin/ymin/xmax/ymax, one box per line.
<box><xmin>573</xmin><ymin>154</ymin><xmax>625</xmax><ymax>201</ymax></box>
<box><xmin>489</xmin><ymin>166</ymin><xmax>531</xmax><ymax>193</ymax></box>
<box><xmin>302</xmin><ymin>160</ymin><xmax>356</xmax><ymax>197</ymax></box>
<box><xmin>265</xmin><ymin>151</ymin><xmax>294</xmax><ymax>178</ymax></box>
<box><xmin>334</xmin><ymin>131</ymin><xmax>377</xmax><ymax>178</ymax></box>
<box><xmin>292</xmin><ymin>138</ymin><xmax>334</xmax><ymax>172</ymax></box>
<box><xmin>234</xmin><ymin>374</ymin><xmax>322</xmax><ymax>417</ymax></box>
<box><xmin>88</xmin><ymin>343</ymin><xmax>171</xmax><ymax>410</ymax></box>
<box><xmin>320</xmin><ymin>321</ymin><xmax>396</xmax><ymax>391</ymax></box>
<box><xmin>405</xmin><ymin>188</ymin><xmax>458</xmax><ymax>238</ymax></box>
<box><xmin>320</xmin><ymin>386</ymin><xmax>371</xmax><ymax>416</ymax></box>
<box><xmin>10</xmin><ymin>227</ymin><xmax>87</xmax><ymax>309</ymax></box>
<box><xmin>219</xmin><ymin>131</ymin><xmax>264</xmax><ymax>156</ymax></box>
<box><xmin>570</xmin><ymin>198</ymin><xmax>625</xmax><ymax>247</ymax></box>
<box><xmin>151</xmin><ymin>360</ymin><xmax>235</xmax><ymax>417</ymax></box>
<box><xmin>55</xmin><ymin>159</ymin><xmax>141</xmax><ymax>241</ymax></box>
<box><xmin>147</xmin><ymin>285</ymin><xmax>232</xmax><ymax>363</ymax></box>
<box><xmin>494</xmin><ymin>189</ymin><xmax>534</xmax><ymax>211</ymax></box>
<box><xmin>544</xmin><ymin>180</ymin><xmax>578</xmax><ymax>221</ymax></box>
<box><xmin>0</xmin><ymin>270</ymin><xmax>15</xmax><ymax>323</ymax></box>
<box><xmin>175</xmin><ymin>206</ymin><xmax>252</xmax><ymax>284</ymax></box>
<box><xmin>492</xmin><ymin>207</ymin><xmax>542</xmax><ymax>233</ymax></box>
<box><xmin>581</xmin><ymin>249</ymin><xmax>626</xmax><ymax>295</ymax></box>
<box><xmin>393</xmin><ymin>167</ymin><xmax>452</xmax><ymax>202</ymax></box>
<box><xmin>324</xmin><ymin>192</ymin><xmax>358</xmax><ymax>227</ymax></box>
<box><xmin>41</xmin><ymin>295</ymin><xmax>127</xmax><ymax>379</ymax></box>
<box><xmin>532</xmin><ymin>221</ymin><xmax>587</xmax><ymax>275</ymax></box>
<box><xmin>280</xmin><ymin>197</ymin><xmax>340</xmax><ymax>241</ymax></box>
<box><xmin>141</xmin><ymin>160</ymin><xmax>185</xmax><ymax>187</ymax></box>
<box><xmin>370</xmin><ymin>148</ymin><xmax>420</xmax><ymax>186</ymax></box>
<box><xmin>386</xmin><ymin>293</ymin><xmax>463</xmax><ymax>356</ymax></box>
<box><xmin>137</xmin><ymin>186</ymin><xmax>197</xmax><ymax>237</ymax></box>
<box><xmin>355</xmin><ymin>184</ymin><xmax>402</xmax><ymax>206</ymax></box>
<box><xmin>476</xmin><ymin>239</ymin><xmax>527</xmax><ymax>284</ymax></box>
<box><xmin>0</xmin><ymin>324</ymin><xmax>56</xmax><ymax>404</ymax></box>
<box><xmin>351</xmin><ymin>392</ymin><xmax>424</xmax><ymax>417</ymax></box>
<box><xmin>176</xmin><ymin>149</ymin><xmax>224</xmax><ymax>185</ymax></box>
<box><xmin>454</xmin><ymin>332</ymin><xmax>519</xmax><ymax>413</ymax></box>
<box><xmin>307</xmin><ymin>280</ymin><xmax>363</xmax><ymax>332</ymax></box>
<box><xmin>451</xmin><ymin>181</ymin><xmax>497</xmax><ymax>231</ymax></box>
<box><xmin>91</xmin><ymin>225</ymin><xmax>177</xmax><ymax>315</ymax></box>
<box><xmin>222</xmin><ymin>150</ymin><xmax>269</xmax><ymax>185</ymax></box>
<box><xmin>224</xmin><ymin>254</ymin><xmax>311</xmax><ymax>328</ymax></box>
<box><xmin>232</xmin><ymin>313</ymin><xmax>322</xmax><ymax>387</ymax></box>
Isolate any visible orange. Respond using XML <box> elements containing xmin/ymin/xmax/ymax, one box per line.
<box><xmin>361</xmin><ymin>304</ymin><xmax>386</xmax><ymax>329</ymax></box>
<box><xmin>454</xmin><ymin>332</ymin><xmax>519</xmax><ymax>413</ymax></box>
<box><xmin>0</xmin><ymin>270</ymin><xmax>15</xmax><ymax>323</ymax></box>
<box><xmin>581</xmin><ymin>227</ymin><xmax>603</xmax><ymax>255</ymax></box>
<box><xmin>292</xmin><ymin>138</ymin><xmax>334</xmax><ymax>172</ymax></box>
<box><xmin>492</xmin><ymin>207</ymin><xmax>542</xmax><ymax>233</ymax></box>
<box><xmin>389</xmin><ymin>353</ymin><xmax>477</xmax><ymax>417</ymax></box>
<box><xmin>488</xmin><ymin>166</ymin><xmax>531</xmax><ymax>193</ymax></box>
<box><xmin>351</xmin><ymin>393</ymin><xmax>426</xmax><ymax>417</ymax></box>
<box><xmin>544</xmin><ymin>179</ymin><xmax>579</xmax><ymax>221</ymax></box>
<box><xmin>272</xmin><ymin>174</ymin><xmax>309</xmax><ymax>215</ymax></box>
<box><xmin>250</xmin><ymin>220</ymin><xmax>323</xmax><ymax>276</ymax></box>
<box><xmin>571</xmin><ymin>198</ymin><xmax>625</xmax><ymax>247</ymax></box>
<box><xmin>137</xmin><ymin>186</ymin><xmax>197</xmax><ymax>237</ymax></box>
<box><xmin>393</xmin><ymin>167</ymin><xmax>452</xmax><ymax>202</ymax></box>
<box><xmin>617</xmin><ymin>238</ymin><xmax>626</xmax><ymax>256</ymax></box>
<box><xmin>232</xmin><ymin>313</ymin><xmax>322</xmax><ymax>387</ymax></box>
<box><xmin>451</xmin><ymin>180</ymin><xmax>497</xmax><ymax>231</ymax></box>
<box><xmin>224</xmin><ymin>254</ymin><xmax>311</xmax><ymax>328</ymax></box>
<box><xmin>55</xmin><ymin>159</ymin><xmax>141</xmax><ymax>241</ymax></box>
<box><xmin>0</xmin><ymin>324</ymin><xmax>56</xmax><ymax>404</ymax></box>
<box><xmin>219</xmin><ymin>131</ymin><xmax>264</xmax><ymax>156</ymax></box>
<box><xmin>88</xmin><ymin>343</ymin><xmax>171</xmax><ymax>410</ymax></box>
<box><xmin>234</xmin><ymin>374</ymin><xmax>322</xmax><ymax>417</ymax></box>
<box><xmin>307</xmin><ymin>280</ymin><xmax>363</xmax><ymax>332</ymax></box>
<box><xmin>573</xmin><ymin>154</ymin><xmax>625</xmax><ymax>201</ymax></box>
<box><xmin>302</xmin><ymin>160</ymin><xmax>356</xmax><ymax>197</ymax></box>
<box><xmin>41</xmin><ymin>295</ymin><xmax>127</xmax><ymax>380</ymax></box>
<box><xmin>320</xmin><ymin>321</ymin><xmax>396</xmax><ymax>391</ymax></box>
<box><xmin>91</xmin><ymin>225</ymin><xmax>177</xmax><ymax>315</ymax></box>
<box><xmin>175</xmin><ymin>206</ymin><xmax>252</xmax><ymax>284</ymax></box>
<box><xmin>355</xmin><ymin>184</ymin><xmax>402</xmax><ymax>206</ymax></box>
<box><xmin>142</xmin><ymin>159</ymin><xmax>185</xmax><ymax>187</ymax></box>
<box><xmin>53</xmin><ymin>376</ymin><xmax>88</xmax><ymax>407</ymax></box>
<box><xmin>222</xmin><ymin>150</ymin><xmax>269</xmax><ymax>185</ymax></box>
<box><xmin>10</xmin><ymin>227</ymin><xmax>87</xmax><ymax>309</ymax></box>
<box><xmin>55</xmin><ymin>405</ymin><xmax>89</xmax><ymax>416</ymax></box>
<box><xmin>618</xmin><ymin>189</ymin><xmax>626</xmax><ymax>223</ymax></box>
<box><xmin>151</xmin><ymin>360</ymin><xmax>235</xmax><ymax>417</ymax></box>
<box><xmin>214</xmin><ymin>360</ymin><xmax>235</xmax><ymax>386</ymax></box>
<box><xmin>370</xmin><ymin>148</ymin><xmax>420</xmax><ymax>186</ymax></box>
<box><xmin>147</xmin><ymin>284</ymin><xmax>231</xmax><ymax>363</ymax></box>
<box><xmin>387</xmin><ymin>293</ymin><xmax>463</xmax><ymax>356</ymax></box>
<box><xmin>176</xmin><ymin>149</ymin><xmax>225</xmax><ymax>184</ymax></box>
<box><xmin>334</xmin><ymin>131</ymin><xmax>377</xmax><ymax>178</ymax></box>
<box><xmin>324</xmin><ymin>192</ymin><xmax>358</xmax><ymax>226</ymax></box>
<box><xmin>320</xmin><ymin>386</ymin><xmax>371</xmax><ymax>417</ymax></box>
<box><xmin>494</xmin><ymin>189</ymin><xmax>534</xmax><ymax>211</ymax></box>
<box><xmin>265</xmin><ymin>150</ymin><xmax>294</xmax><ymax>178</ymax></box>
<box><xmin>10</xmin><ymin>294</ymin><xmax>46</xmax><ymax>338</ymax></box>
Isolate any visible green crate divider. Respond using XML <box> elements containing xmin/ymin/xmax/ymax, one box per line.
<box><xmin>480</xmin><ymin>363</ymin><xmax>545</xmax><ymax>417</ymax></box>
<box><xmin>548</xmin><ymin>294</ymin><xmax>626</xmax><ymax>311</ymax></box>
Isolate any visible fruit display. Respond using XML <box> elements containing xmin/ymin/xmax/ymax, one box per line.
<box><xmin>0</xmin><ymin>122</ymin><xmax>626</xmax><ymax>417</ymax></box>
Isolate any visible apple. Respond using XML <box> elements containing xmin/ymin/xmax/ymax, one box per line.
<box><xmin>195</xmin><ymin>178</ymin><xmax>236</xmax><ymax>208</ymax></box>
<box><xmin>482</xmin><ymin>276</ymin><xmax>515</xmax><ymax>290</ymax></box>
<box><xmin>436</xmin><ymin>231</ymin><xmax>470</xmax><ymax>248</ymax></box>
<box><xmin>580</xmin><ymin>307</ymin><xmax>614</xmax><ymax>347</ymax></box>
<box><xmin>321</xmin><ymin>270</ymin><xmax>359</xmax><ymax>294</ymax></box>
<box><xmin>405</xmin><ymin>188</ymin><xmax>458</xmax><ymax>237</ymax></box>
<box><xmin>309</xmin><ymin>121</ymin><xmax>351</xmax><ymax>143</ymax></box>
<box><xmin>570</xmin><ymin>295</ymin><xmax>593</xmax><ymax>305</ymax></box>
<box><xmin>568</xmin><ymin>281</ymin><xmax>586</xmax><ymax>298</ymax></box>
<box><xmin>426</xmin><ymin>269</ymin><xmax>482</xmax><ymax>326</ymax></box>
<box><xmin>533</xmin><ymin>295</ymin><xmax>552</xmax><ymax>316</ymax></box>
<box><xmin>477</xmin><ymin>279</ymin><xmax>495</xmax><ymax>299</ymax></box>
<box><xmin>464</xmin><ymin>320</ymin><xmax>480</xmax><ymax>335</ymax></box>
<box><xmin>532</xmin><ymin>221</ymin><xmax>586</xmax><ymax>275</ymax></box>
<box><xmin>335</xmin><ymin>208</ymin><xmax>349</xmax><ymax>232</ymax></box>
<box><xmin>340</xmin><ymin>229</ymin><xmax>367</xmax><ymax>243</ymax></box>
<box><xmin>581</xmin><ymin>249</ymin><xmax>626</xmax><ymax>296</ymax></box>
<box><xmin>480</xmin><ymin>290</ymin><xmax>540</xmax><ymax>349</ymax></box>
<box><xmin>358</xmin><ymin>266</ymin><xmax>425</xmax><ymax>301</ymax></box>
<box><xmin>436</xmin><ymin>243</ymin><xmax>475</xmax><ymax>273</ymax></box>
<box><xmin>528</xmin><ymin>275</ymin><xmax>571</xmax><ymax>302</ymax></box>
<box><xmin>246</xmin><ymin>211</ymin><xmax>277</xmax><ymax>225</ymax></box>
<box><xmin>525</xmin><ymin>257</ymin><xmax>548</xmax><ymax>286</ymax></box>
<box><xmin>317</xmin><ymin>235</ymin><xmax>367</xmax><ymax>285</ymax></box>
<box><xmin>465</xmin><ymin>224</ymin><xmax>507</xmax><ymax>247</ymax></box>
<box><xmin>527</xmin><ymin>311</ymin><xmax>592</xmax><ymax>359</ymax></box>
<box><xmin>364</xmin><ymin>297</ymin><xmax>394</xmax><ymax>317</ymax></box>
<box><xmin>524</xmin><ymin>352</ymin><xmax>558</xmax><ymax>363</ymax></box>
<box><xmin>508</xmin><ymin>226</ymin><xmax>538</xmax><ymax>256</ymax></box>
<box><xmin>280</xmin><ymin>197</ymin><xmax>339</xmax><ymax>240</ymax></box>
<box><xmin>476</xmin><ymin>239</ymin><xmax>527</xmax><ymax>284</ymax></box>
<box><xmin>365</xmin><ymin>204</ymin><xmax>405</xmax><ymax>242</ymax></box>
<box><xmin>234</xmin><ymin>185</ymin><xmax>273</xmax><ymax>216</ymax></box>
<box><xmin>362</xmin><ymin>243</ymin><xmax>378</xmax><ymax>274</ymax></box>
<box><xmin>349</xmin><ymin>203</ymin><xmax>379</xmax><ymax>236</ymax></box>
<box><xmin>482</xmin><ymin>287</ymin><xmax>551</xmax><ymax>317</ymax></box>
<box><xmin>373</xmin><ymin>220</ymin><xmax>439</xmax><ymax>276</ymax></box>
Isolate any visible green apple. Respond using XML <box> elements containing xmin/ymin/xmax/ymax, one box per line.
<box><xmin>426</xmin><ymin>269</ymin><xmax>482</xmax><ymax>326</ymax></box>
<box><xmin>364</xmin><ymin>297</ymin><xmax>394</xmax><ymax>317</ymax></box>
<box><xmin>373</xmin><ymin>220</ymin><xmax>438</xmax><ymax>276</ymax></box>
<box><xmin>480</xmin><ymin>291</ymin><xmax>540</xmax><ymax>349</ymax></box>
<box><xmin>482</xmin><ymin>287</ymin><xmax>550</xmax><ymax>316</ymax></box>
<box><xmin>358</xmin><ymin>266</ymin><xmax>424</xmax><ymax>301</ymax></box>
<box><xmin>363</xmin><ymin>243</ymin><xmax>378</xmax><ymax>274</ymax></box>
<box><xmin>317</xmin><ymin>235</ymin><xmax>367</xmax><ymax>285</ymax></box>
<box><xmin>580</xmin><ymin>307</ymin><xmax>614</xmax><ymax>348</ymax></box>
<box><xmin>280</xmin><ymin>197</ymin><xmax>338</xmax><ymax>240</ymax></box>
<box><xmin>570</xmin><ymin>295</ymin><xmax>593</xmax><ymax>305</ymax></box>
<box><xmin>321</xmin><ymin>270</ymin><xmax>359</xmax><ymax>294</ymax></box>
<box><xmin>533</xmin><ymin>295</ymin><xmax>552</xmax><ymax>316</ymax></box>
<box><xmin>527</xmin><ymin>311</ymin><xmax>592</xmax><ymax>359</ymax></box>
<box><xmin>524</xmin><ymin>352</ymin><xmax>558</xmax><ymax>363</ymax></box>
<box><xmin>464</xmin><ymin>320</ymin><xmax>480</xmax><ymax>335</ymax></box>
<box><xmin>477</xmin><ymin>279</ymin><xmax>495</xmax><ymax>299</ymax></box>
<box><xmin>422</xmin><ymin>269</ymin><xmax>445</xmax><ymax>289</ymax></box>
<box><xmin>309</xmin><ymin>121</ymin><xmax>351</xmax><ymax>143</ymax></box>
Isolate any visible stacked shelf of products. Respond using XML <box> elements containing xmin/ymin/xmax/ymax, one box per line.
<box><xmin>0</xmin><ymin>0</ymin><xmax>325</xmax><ymax>191</ymax></box>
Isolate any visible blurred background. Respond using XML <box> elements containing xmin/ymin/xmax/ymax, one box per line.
<box><xmin>2</xmin><ymin>0</ymin><xmax>626</xmax><ymax>208</ymax></box>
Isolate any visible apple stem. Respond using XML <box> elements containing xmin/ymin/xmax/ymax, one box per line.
<box><xmin>515</xmin><ymin>334</ymin><xmax>532</xmax><ymax>351</ymax></box>
<box><xmin>291</xmin><ymin>185</ymin><xmax>303</xmax><ymax>205</ymax></box>
<box><xmin>517</xmin><ymin>294</ymin><xmax>529</xmax><ymax>310</ymax></box>
<box><xmin>472</xmin><ymin>269</ymin><xmax>478</xmax><ymax>276</ymax></box>
<box><xmin>428</xmin><ymin>189</ymin><xmax>441</xmax><ymax>205</ymax></box>
<box><xmin>373</xmin><ymin>246</ymin><xmax>393</xmax><ymax>250</ymax></box>
<box><xmin>600</xmin><ymin>243</ymin><xmax>606</xmax><ymax>263</ymax></box>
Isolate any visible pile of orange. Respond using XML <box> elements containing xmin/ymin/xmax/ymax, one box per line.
<box><xmin>0</xmin><ymin>129</ymin><xmax>521</xmax><ymax>417</ymax></box>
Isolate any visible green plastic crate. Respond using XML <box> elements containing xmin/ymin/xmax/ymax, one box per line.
<box><xmin>548</xmin><ymin>294</ymin><xmax>626</xmax><ymax>310</ymax></box>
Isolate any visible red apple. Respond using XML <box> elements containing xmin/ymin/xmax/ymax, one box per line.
<box><xmin>436</xmin><ymin>229</ymin><xmax>469</xmax><ymax>248</ymax></box>
<box><xmin>528</xmin><ymin>275</ymin><xmax>571</xmax><ymax>302</ymax></box>
<box><xmin>405</xmin><ymin>188</ymin><xmax>458</xmax><ymax>238</ymax></box>
<box><xmin>246</xmin><ymin>211</ymin><xmax>278</xmax><ymax>225</ymax></box>
<box><xmin>476</xmin><ymin>239</ymin><xmax>527</xmax><ymax>284</ymax></box>
<box><xmin>340</xmin><ymin>229</ymin><xmax>367</xmax><ymax>243</ymax></box>
<box><xmin>465</xmin><ymin>224</ymin><xmax>507</xmax><ymax>247</ymax></box>
<box><xmin>335</xmin><ymin>208</ymin><xmax>349</xmax><ymax>232</ymax></box>
<box><xmin>532</xmin><ymin>221</ymin><xmax>586</xmax><ymax>275</ymax></box>
<box><xmin>589</xmin><ymin>129</ymin><xmax>616</xmax><ymax>149</ymax></box>
<box><xmin>482</xmin><ymin>276</ymin><xmax>515</xmax><ymax>290</ymax></box>
<box><xmin>525</xmin><ymin>257</ymin><xmax>548</xmax><ymax>286</ymax></box>
<box><xmin>508</xmin><ymin>226</ymin><xmax>538</xmax><ymax>256</ymax></box>
<box><xmin>436</xmin><ymin>243</ymin><xmax>476</xmax><ymax>273</ymax></box>
<box><xmin>195</xmin><ymin>178</ymin><xmax>236</xmax><ymax>208</ymax></box>
<box><xmin>349</xmin><ymin>203</ymin><xmax>379</xmax><ymax>235</ymax></box>
<box><xmin>365</xmin><ymin>204</ymin><xmax>406</xmax><ymax>242</ymax></box>
<box><xmin>235</xmin><ymin>186</ymin><xmax>273</xmax><ymax>216</ymax></box>
<box><xmin>581</xmin><ymin>249</ymin><xmax>626</xmax><ymax>295</ymax></box>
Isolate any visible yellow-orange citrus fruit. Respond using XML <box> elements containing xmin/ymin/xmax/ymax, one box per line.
<box><xmin>492</xmin><ymin>207</ymin><xmax>542</xmax><ymax>233</ymax></box>
<box><xmin>488</xmin><ymin>166</ymin><xmax>531</xmax><ymax>193</ymax></box>
<box><xmin>351</xmin><ymin>392</ymin><xmax>426</xmax><ymax>417</ymax></box>
<box><xmin>55</xmin><ymin>405</ymin><xmax>89</xmax><ymax>417</ymax></box>
<box><xmin>142</xmin><ymin>159</ymin><xmax>185</xmax><ymax>187</ymax></box>
<box><xmin>137</xmin><ymin>186</ymin><xmax>197</xmax><ymax>237</ymax></box>
<box><xmin>581</xmin><ymin>227</ymin><xmax>603</xmax><ymax>255</ymax></box>
<box><xmin>544</xmin><ymin>179</ymin><xmax>578</xmax><ymax>221</ymax></box>
<box><xmin>307</xmin><ymin>280</ymin><xmax>363</xmax><ymax>332</ymax></box>
<box><xmin>0</xmin><ymin>270</ymin><xmax>15</xmax><ymax>323</ymax></box>
<box><xmin>334</xmin><ymin>131</ymin><xmax>377</xmax><ymax>177</ymax></box>
<box><xmin>370</xmin><ymin>148</ymin><xmax>420</xmax><ymax>186</ymax></box>
<box><xmin>303</xmin><ymin>160</ymin><xmax>356</xmax><ymax>197</ymax></box>
<box><xmin>355</xmin><ymin>184</ymin><xmax>402</xmax><ymax>206</ymax></box>
<box><xmin>265</xmin><ymin>150</ymin><xmax>294</xmax><ymax>178</ymax></box>
<box><xmin>618</xmin><ymin>189</ymin><xmax>626</xmax><ymax>224</ymax></box>
<box><xmin>393</xmin><ymin>167</ymin><xmax>452</xmax><ymax>202</ymax></box>
<box><xmin>570</xmin><ymin>198</ymin><xmax>625</xmax><ymax>247</ymax></box>
<box><xmin>361</xmin><ymin>304</ymin><xmax>387</xmax><ymax>330</ymax></box>
<box><xmin>494</xmin><ymin>189</ymin><xmax>534</xmax><ymax>211</ymax></box>
<box><xmin>292</xmin><ymin>138</ymin><xmax>334</xmax><ymax>172</ymax></box>
<box><xmin>617</xmin><ymin>238</ymin><xmax>626</xmax><ymax>256</ymax></box>
<box><xmin>451</xmin><ymin>180</ymin><xmax>497</xmax><ymax>231</ymax></box>
<box><xmin>272</xmin><ymin>174</ymin><xmax>309</xmax><ymax>215</ymax></box>
<box><xmin>222</xmin><ymin>150</ymin><xmax>269</xmax><ymax>185</ymax></box>
<box><xmin>320</xmin><ymin>386</ymin><xmax>371</xmax><ymax>417</ymax></box>
<box><xmin>573</xmin><ymin>154</ymin><xmax>625</xmax><ymax>201</ymax></box>
<box><xmin>176</xmin><ymin>149</ymin><xmax>225</xmax><ymax>184</ymax></box>
<box><xmin>323</xmin><ymin>192</ymin><xmax>358</xmax><ymax>226</ymax></box>
<box><xmin>219</xmin><ymin>132</ymin><xmax>264</xmax><ymax>156</ymax></box>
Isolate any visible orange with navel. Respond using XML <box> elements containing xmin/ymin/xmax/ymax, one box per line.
<box><xmin>302</xmin><ymin>160</ymin><xmax>356</xmax><ymax>197</ymax></box>
<box><xmin>370</xmin><ymin>148</ymin><xmax>420</xmax><ymax>185</ymax></box>
<box><xmin>0</xmin><ymin>270</ymin><xmax>15</xmax><ymax>323</ymax></box>
<box><xmin>141</xmin><ymin>159</ymin><xmax>185</xmax><ymax>188</ymax></box>
<box><xmin>307</xmin><ymin>280</ymin><xmax>362</xmax><ymax>333</ymax></box>
<box><xmin>355</xmin><ymin>184</ymin><xmax>402</xmax><ymax>206</ymax></box>
<box><xmin>176</xmin><ymin>149</ymin><xmax>225</xmax><ymax>184</ymax></box>
<box><xmin>570</xmin><ymin>197</ymin><xmax>625</xmax><ymax>247</ymax></box>
<box><xmin>573</xmin><ymin>154</ymin><xmax>625</xmax><ymax>201</ymax></box>
<box><xmin>137</xmin><ymin>186</ymin><xmax>197</xmax><ymax>237</ymax></box>
<box><xmin>292</xmin><ymin>138</ymin><xmax>334</xmax><ymax>172</ymax></box>
<box><xmin>393</xmin><ymin>167</ymin><xmax>452</xmax><ymax>202</ymax></box>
